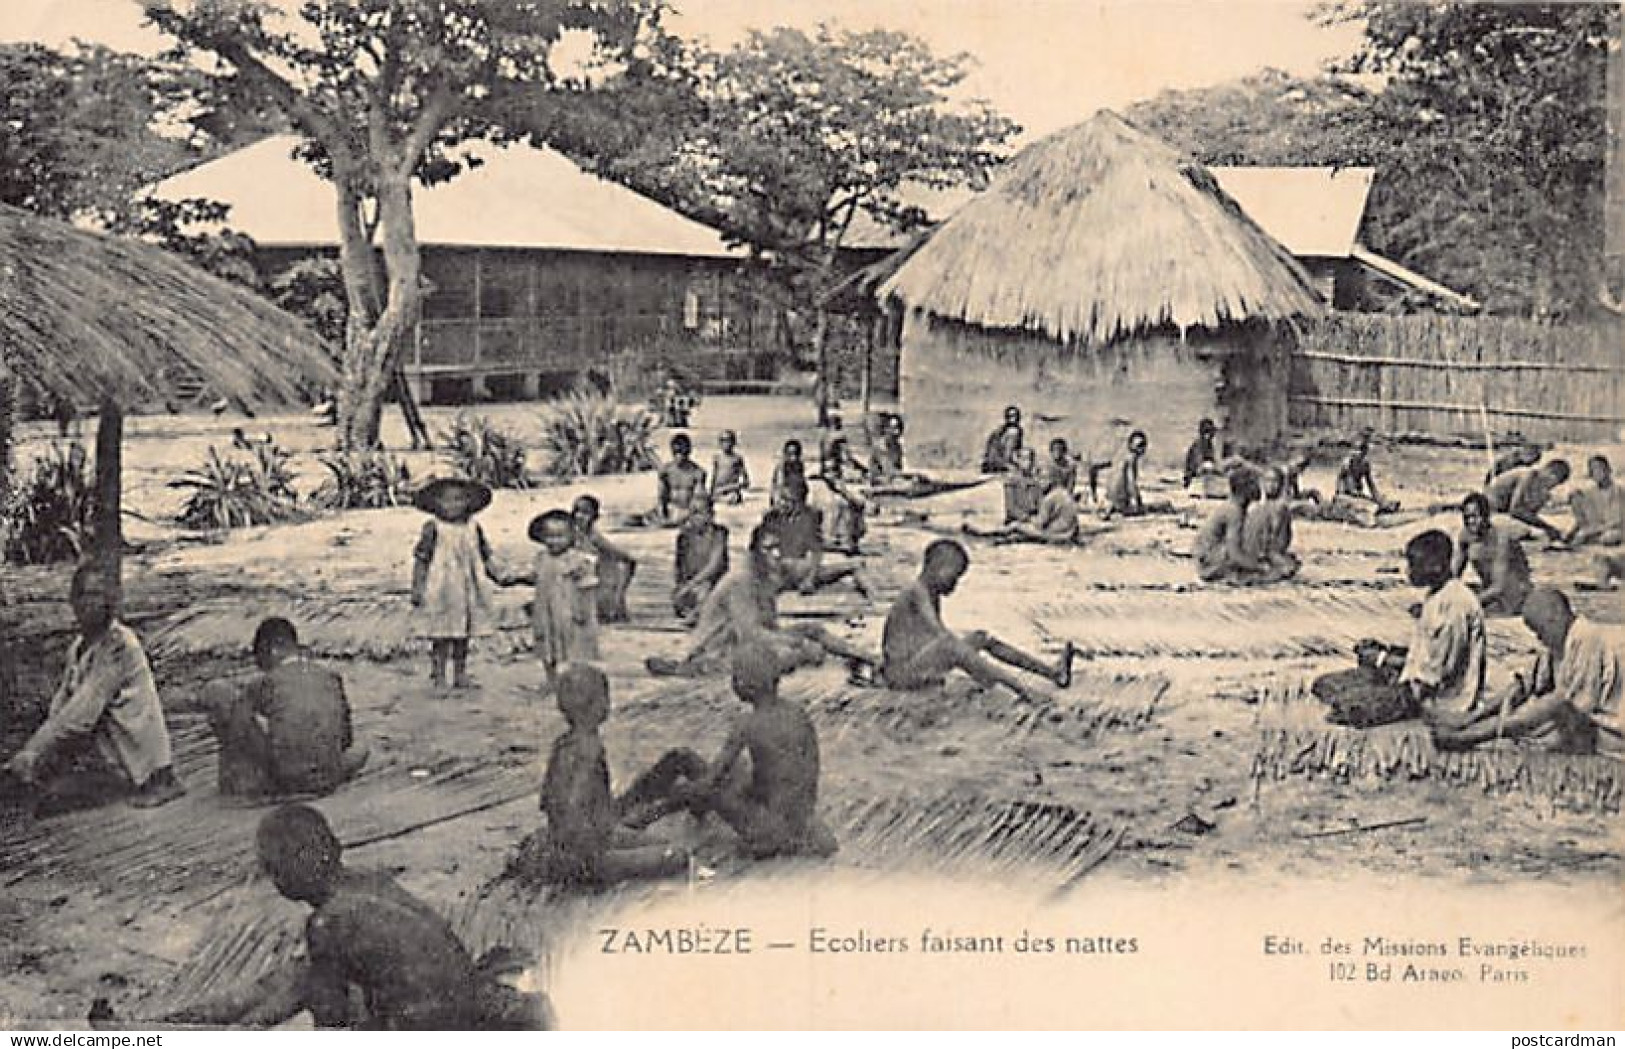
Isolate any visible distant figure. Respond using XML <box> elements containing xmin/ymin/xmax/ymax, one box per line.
<box><xmin>1454</xmin><ymin>492</ymin><xmax>1532</xmax><ymax>617</ymax></box>
<box><xmin>769</xmin><ymin>440</ymin><xmax>806</xmax><ymax>507</ymax></box>
<box><xmin>819</xmin><ymin>415</ymin><xmax>868</xmax><ymax>480</ymax></box>
<box><xmin>1182</xmin><ymin>418</ymin><xmax>1219</xmax><ymax>488</ymax></box>
<box><xmin>1566</xmin><ymin>456</ymin><xmax>1624</xmax><ymax>548</ymax></box>
<box><xmin>1434</xmin><ymin>588</ymin><xmax>1622</xmax><ymax>756</ymax></box>
<box><xmin>965</xmin><ymin>469</ymin><xmax>1080</xmax><ymax>545</ymax></box>
<box><xmin>1334</xmin><ymin>430</ymin><xmax>1399</xmax><ymax>514</ymax></box>
<box><xmin>673</xmin><ymin>495</ymin><xmax>730</xmax><ymax>622</ymax></box>
<box><xmin>980</xmin><ymin>405</ymin><xmax>1024</xmax><ymax>474</ymax></box>
<box><xmin>1484</xmin><ymin>442</ymin><xmax>1544</xmax><ymax>485</ymax></box>
<box><xmin>1484</xmin><ymin>459</ymin><xmax>1570</xmax><ymax>542</ymax></box>
<box><xmin>3</xmin><ymin>562</ymin><xmax>184</xmax><ymax>813</ymax></box>
<box><xmin>162</xmin><ymin>805</ymin><xmax>550</xmax><ymax>1029</ymax></box>
<box><xmin>870</xmin><ymin>413</ymin><xmax>907</xmax><ymax>481</ymax></box>
<box><xmin>656</xmin><ymin>378</ymin><xmax>695</xmax><ymax>429</ymax></box>
<box><xmin>572</xmin><ymin>494</ymin><xmax>635</xmax><ymax>624</ymax></box>
<box><xmin>206</xmin><ymin>618</ymin><xmax>368</xmax><ymax>799</ymax></box>
<box><xmin>1043</xmin><ymin>437</ymin><xmax>1079</xmax><ymax>497</ymax></box>
<box><xmin>811</xmin><ymin>435</ymin><xmax>867</xmax><ymax>556</ymax></box>
<box><xmin>1003</xmin><ymin>446</ymin><xmax>1044</xmax><ymax>523</ymax></box>
<box><xmin>710</xmin><ymin>429</ymin><xmax>751</xmax><ymax>505</ymax></box>
<box><xmin>1241</xmin><ymin>465</ymin><xmax>1300</xmax><ymax>581</ymax></box>
<box><xmin>880</xmin><ymin>539</ymin><xmax>1076</xmax><ymax>704</ymax></box>
<box><xmin>1194</xmin><ymin>467</ymin><xmax>1287</xmax><ymax>584</ymax></box>
<box><xmin>653</xmin><ymin>434</ymin><xmax>708</xmax><ymax>527</ymax></box>
<box><xmin>761</xmin><ymin>473</ymin><xmax>867</xmax><ymax>597</ymax></box>
<box><xmin>410</xmin><ymin>478</ymin><xmax>517</xmax><ymax>690</ymax></box>
<box><xmin>1104</xmin><ymin>430</ymin><xmax>1148</xmax><ymax>518</ymax></box>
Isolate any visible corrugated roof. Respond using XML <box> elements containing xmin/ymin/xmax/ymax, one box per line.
<box><xmin>1208</xmin><ymin>166</ymin><xmax>1373</xmax><ymax>259</ymax></box>
<box><xmin>148</xmin><ymin>135</ymin><xmax>741</xmax><ymax>258</ymax></box>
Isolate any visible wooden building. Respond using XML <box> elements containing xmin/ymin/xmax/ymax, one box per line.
<box><xmin>877</xmin><ymin>112</ymin><xmax>1325</xmax><ymax>469</ymax></box>
<box><xmin>150</xmin><ymin>135</ymin><xmax>783</xmax><ymax>403</ymax></box>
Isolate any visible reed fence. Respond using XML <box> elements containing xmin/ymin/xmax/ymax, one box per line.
<box><xmin>1289</xmin><ymin>314</ymin><xmax>1625</xmax><ymax>443</ymax></box>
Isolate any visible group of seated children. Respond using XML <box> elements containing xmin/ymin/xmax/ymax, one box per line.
<box><xmin>526</xmin><ymin>646</ymin><xmax>838</xmax><ymax>890</ymax></box>
<box><xmin>1313</xmin><ymin>527</ymin><xmax>1621</xmax><ymax>758</ymax></box>
<box><xmin>1192</xmin><ymin>464</ymin><xmax>1302</xmax><ymax>584</ymax></box>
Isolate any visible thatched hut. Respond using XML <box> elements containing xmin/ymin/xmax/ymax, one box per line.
<box><xmin>0</xmin><ymin>202</ymin><xmax>336</xmax><ymax>570</ymax></box>
<box><xmin>878</xmin><ymin>111</ymin><xmax>1324</xmax><ymax>468</ymax></box>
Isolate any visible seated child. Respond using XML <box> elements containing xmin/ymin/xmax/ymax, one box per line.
<box><xmin>572</xmin><ymin>495</ymin><xmax>636</xmax><ymax>624</ymax></box>
<box><xmin>769</xmin><ymin>440</ymin><xmax>806</xmax><ymax>506</ymax></box>
<box><xmin>965</xmin><ymin>471</ymin><xmax>1080</xmax><ymax>545</ymax></box>
<box><xmin>674</xmin><ymin>495</ymin><xmax>730</xmax><ymax>622</ymax></box>
<box><xmin>1312</xmin><ymin>530</ymin><xmax>1485</xmax><ymax>729</ymax></box>
<box><xmin>163</xmin><ymin>805</ymin><xmax>549</xmax><ymax>1029</ymax></box>
<box><xmin>1485</xmin><ymin>459</ymin><xmax>1570</xmax><ymax>542</ymax></box>
<box><xmin>1183</xmin><ymin>418</ymin><xmax>1220</xmax><ymax>488</ymax></box>
<box><xmin>1193</xmin><ymin>467</ymin><xmax>1288</xmax><ymax>584</ymax></box>
<box><xmin>1433</xmin><ymin>588</ymin><xmax>1622</xmax><ymax>756</ymax></box>
<box><xmin>980</xmin><ymin>406</ymin><xmax>1025</xmax><ymax>474</ymax></box>
<box><xmin>1453</xmin><ymin>492</ymin><xmax>1533</xmax><ymax>617</ymax></box>
<box><xmin>680</xmin><ymin>643</ymin><xmax>838</xmax><ymax>860</ymax></box>
<box><xmin>762</xmin><ymin>474</ymin><xmax>868</xmax><ymax>598</ymax></box>
<box><xmin>1002</xmin><ymin>447</ymin><xmax>1044</xmax><ymax>523</ymax></box>
<box><xmin>880</xmin><ymin>540</ymin><xmax>1076</xmax><ymax>704</ymax></box>
<box><xmin>710</xmin><ymin>429</ymin><xmax>751</xmax><ymax>505</ymax></box>
<box><xmin>524</xmin><ymin>665</ymin><xmax>695</xmax><ymax>887</ymax></box>
<box><xmin>1566</xmin><ymin>456</ymin><xmax>1624</xmax><ymax>548</ymax></box>
<box><xmin>207</xmin><ymin>618</ymin><xmax>368</xmax><ymax>799</ymax></box>
<box><xmin>1333</xmin><ymin>430</ymin><xmax>1400</xmax><ymax>514</ymax></box>
<box><xmin>1240</xmin><ymin>466</ymin><xmax>1301</xmax><ymax>581</ymax></box>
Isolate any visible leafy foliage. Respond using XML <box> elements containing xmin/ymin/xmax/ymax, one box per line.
<box><xmin>311</xmin><ymin>450</ymin><xmax>413</xmax><ymax>511</ymax></box>
<box><xmin>441</xmin><ymin>413</ymin><xmax>530</xmax><ymax>489</ymax></box>
<box><xmin>268</xmin><ymin>256</ymin><xmax>348</xmax><ymax>347</ymax></box>
<box><xmin>531</xmin><ymin>25</ymin><xmax>1019</xmax><ymax>358</ymax></box>
<box><xmin>1127</xmin><ymin>2</ymin><xmax>1618</xmax><ymax>319</ymax></box>
<box><xmin>171</xmin><ymin>443</ymin><xmax>302</xmax><ymax>531</ymax></box>
<box><xmin>539</xmin><ymin>393</ymin><xmax>659</xmax><ymax>479</ymax></box>
<box><xmin>1</xmin><ymin>442</ymin><xmax>98</xmax><ymax>565</ymax></box>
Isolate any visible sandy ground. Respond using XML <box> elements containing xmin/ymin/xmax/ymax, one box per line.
<box><xmin>2</xmin><ymin>395</ymin><xmax>1622</xmax><ymax>1026</ymax></box>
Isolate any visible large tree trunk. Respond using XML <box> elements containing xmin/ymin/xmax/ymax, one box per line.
<box><xmin>1605</xmin><ymin>0</ymin><xmax>1625</xmax><ymax>310</ymax></box>
<box><xmin>92</xmin><ymin>397</ymin><xmax>122</xmax><ymax>587</ymax></box>
<box><xmin>334</xmin><ymin>167</ymin><xmax>426</xmax><ymax>450</ymax></box>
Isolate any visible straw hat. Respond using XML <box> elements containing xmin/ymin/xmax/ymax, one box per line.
<box><xmin>413</xmin><ymin>476</ymin><xmax>492</xmax><ymax>516</ymax></box>
<box><xmin>527</xmin><ymin>508</ymin><xmax>575</xmax><ymax>543</ymax></box>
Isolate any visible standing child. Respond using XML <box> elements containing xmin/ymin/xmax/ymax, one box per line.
<box><xmin>769</xmin><ymin>439</ymin><xmax>806</xmax><ymax>506</ymax></box>
<box><xmin>410</xmin><ymin>478</ymin><xmax>515</xmax><ymax>690</ymax></box>
<box><xmin>521</xmin><ymin>509</ymin><xmax>601</xmax><ymax>686</ymax></box>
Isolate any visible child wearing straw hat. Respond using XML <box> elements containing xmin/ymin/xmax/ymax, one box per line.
<box><xmin>516</xmin><ymin>509</ymin><xmax>601</xmax><ymax>686</ymax></box>
<box><xmin>410</xmin><ymin>477</ymin><xmax>516</xmax><ymax>690</ymax></box>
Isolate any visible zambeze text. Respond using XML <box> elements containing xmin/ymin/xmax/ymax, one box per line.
<box><xmin>600</xmin><ymin>926</ymin><xmax>754</xmax><ymax>954</ymax></box>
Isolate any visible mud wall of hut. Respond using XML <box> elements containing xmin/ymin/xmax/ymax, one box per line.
<box><xmin>898</xmin><ymin>313</ymin><xmax>1288</xmax><ymax>469</ymax></box>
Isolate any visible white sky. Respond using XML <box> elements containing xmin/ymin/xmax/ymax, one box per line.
<box><xmin>0</xmin><ymin>0</ymin><xmax>1363</xmax><ymax>140</ymax></box>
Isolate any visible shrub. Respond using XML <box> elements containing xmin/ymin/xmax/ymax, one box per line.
<box><xmin>1</xmin><ymin>442</ymin><xmax>97</xmax><ymax>565</ymax></box>
<box><xmin>311</xmin><ymin>450</ymin><xmax>413</xmax><ymax>511</ymax></box>
<box><xmin>172</xmin><ymin>444</ymin><xmax>302</xmax><ymax>531</ymax></box>
<box><xmin>539</xmin><ymin>393</ymin><xmax>660</xmax><ymax>479</ymax></box>
<box><xmin>441</xmin><ymin>412</ymin><xmax>529</xmax><ymax>489</ymax></box>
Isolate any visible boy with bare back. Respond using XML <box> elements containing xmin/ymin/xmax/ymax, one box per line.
<box><xmin>880</xmin><ymin>539</ymin><xmax>1076</xmax><ymax>704</ymax></box>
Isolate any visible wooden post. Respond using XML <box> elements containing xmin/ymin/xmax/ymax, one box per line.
<box><xmin>92</xmin><ymin>396</ymin><xmax>123</xmax><ymax>588</ymax></box>
<box><xmin>0</xmin><ymin>361</ymin><xmax>14</xmax><ymax>500</ymax></box>
<box><xmin>861</xmin><ymin>313</ymin><xmax>875</xmax><ymax>413</ymax></box>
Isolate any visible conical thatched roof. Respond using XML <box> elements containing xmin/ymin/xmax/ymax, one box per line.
<box><xmin>879</xmin><ymin>111</ymin><xmax>1324</xmax><ymax>347</ymax></box>
<box><xmin>0</xmin><ymin>204</ymin><xmax>335</xmax><ymax>407</ymax></box>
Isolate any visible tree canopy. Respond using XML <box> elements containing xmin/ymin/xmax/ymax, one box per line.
<box><xmin>1129</xmin><ymin>2</ymin><xmax>1618</xmax><ymax>318</ymax></box>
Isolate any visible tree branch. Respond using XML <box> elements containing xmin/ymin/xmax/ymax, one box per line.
<box><xmin>397</xmin><ymin>82</ymin><xmax>458</xmax><ymax>181</ymax></box>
